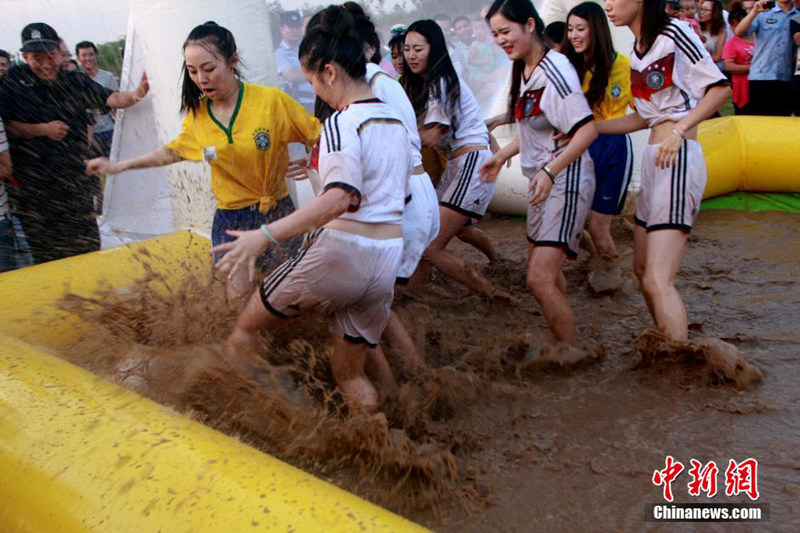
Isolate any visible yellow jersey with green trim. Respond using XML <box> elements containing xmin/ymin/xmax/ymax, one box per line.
<box><xmin>167</xmin><ymin>82</ymin><xmax>321</xmax><ymax>212</ymax></box>
<box><xmin>581</xmin><ymin>53</ymin><xmax>634</xmax><ymax>121</ymax></box>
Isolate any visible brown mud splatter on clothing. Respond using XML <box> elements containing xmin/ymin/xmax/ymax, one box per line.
<box><xmin>59</xmin><ymin>208</ymin><xmax>800</xmax><ymax>530</ymax></box>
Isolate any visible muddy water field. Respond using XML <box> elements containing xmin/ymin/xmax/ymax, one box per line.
<box><xmin>61</xmin><ymin>209</ymin><xmax>800</xmax><ymax>532</ymax></box>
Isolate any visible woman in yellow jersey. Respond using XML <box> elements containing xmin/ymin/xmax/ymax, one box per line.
<box><xmin>565</xmin><ymin>2</ymin><xmax>635</xmax><ymax>290</ymax></box>
<box><xmin>87</xmin><ymin>22</ymin><xmax>320</xmax><ymax>296</ymax></box>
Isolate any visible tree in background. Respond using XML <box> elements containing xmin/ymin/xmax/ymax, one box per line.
<box><xmin>96</xmin><ymin>38</ymin><xmax>125</xmax><ymax>79</ymax></box>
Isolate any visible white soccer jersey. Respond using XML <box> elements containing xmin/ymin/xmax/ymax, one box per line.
<box><xmin>423</xmin><ymin>75</ymin><xmax>489</xmax><ymax>152</ymax></box>
<box><xmin>630</xmin><ymin>20</ymin><xmax>727</xmax><ymax>128</ymax></box>
<box><xmin>366</xmin><ymin>63</ymin><xmax>423</xmax><ymax>169</ymax></box>
<box><xmin>515</xmin><ymin>50</ymin><xmax>594</xmax><ymax>178</ymax></box>
<box><xmin>319</xmin><ymin>99</ymin><xmax>412</xmax><ymax>225</ymax></box>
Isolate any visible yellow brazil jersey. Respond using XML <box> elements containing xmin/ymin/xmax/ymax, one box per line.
<box><xmin>581</xmin><ymin>53</ymin><xmax>634</xmax><ymax>121</ymax></box>
<box><xmin>167</xmin><ymin>82</ymin><xmax>321</xmax><ymax>212</ymax></box>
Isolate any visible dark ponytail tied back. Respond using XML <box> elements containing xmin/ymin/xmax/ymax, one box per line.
<box><xmin>180</xmin><ymin>21</ymin><xmax>241</xmax><ymax>114</ymax></box>
<box><xmin>301</xmin><ymin>5</ymin><xmax>367</xmax><ymax>80</ymax></box>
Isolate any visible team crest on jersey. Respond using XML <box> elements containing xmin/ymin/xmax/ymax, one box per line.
<box><xmin>646</xmin><ymin>71</ymin><xmax>665</xmax><ymax>90</ymax></box>
<box><xmin>253</xmin><ymin>128</ymin><xmax>270</xmax><ymax>151</ymax></box>
<box><xmin>631</xmin><ymin>53</ymin><xmax>675</xmax><ymax>101</ymax></box>
<box><xmin>611</xmin><ymin>83</ymin><xmax>622</xmax><ymax>99</ymax></box>
<box><xmin>514</xmin><ymin>88</ymin><xmax>545</xmax><ymax>121</ymax></box>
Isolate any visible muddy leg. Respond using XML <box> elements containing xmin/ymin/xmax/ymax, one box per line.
<box><xmin>457</xmin><ymin>225</ymin><xmax>499</xmax><ymax>263</ymax></box>
<box><xmin>225</xmin><ymin>289</ymin><xmax>283</xmax><ymax>376</ymax></box>
<box><xmin>640</xmin><ymin>229</ymin><xmax>689</xmax><ymax>341</ymax></box>
<box><xmin>527</xmin><ymin>246</ymin><xmax>576</xmax><ymax>346</ymax></box>
<box><xmin>330</xmin><ymin>336</ymin><xmax>379</xmax><ymax>412</ymax></box>
<box><xmin>423</xmin><ymin>207</ymin><xmax>502</xmax><ymax>297</ymax></box>
<box><xmin>366</xmin><ymin>345</ymin><xmax>400</xmax><ymax>399</ymax></box>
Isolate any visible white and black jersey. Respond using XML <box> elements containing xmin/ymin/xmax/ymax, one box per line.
<box><xmin>366</xmin><ymin>63</ymin><xmax>423</xmax><ymax>169</ymax></box>
<box><xmin>423</xmin><ymin>75</ymin><xmax>489</xmax><ymax>152</ymax></box>
<box><xmin>319</xmin><ymin>99</ymin><xmax>412</xmax><ymax>225</ymax></box>
<box><xmin>630</xmin><ymin>20</ymin><xmax>727</xmax><ymax>128</ymax></box>
<box><xmin>515</xmin><ymin>50</ymin><xmax>595</xmax><ymax>178</ymax></box>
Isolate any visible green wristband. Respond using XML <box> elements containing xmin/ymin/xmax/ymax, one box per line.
<box><xmin>260</xmin><ymin>224</ymin><xmax>278</xmax><ymax>245</ymax></box>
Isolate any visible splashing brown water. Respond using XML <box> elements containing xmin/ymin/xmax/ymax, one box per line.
<box><xmin>59</xmin><ymin>208</ymin><xmax>800</xmax><ymax>530</ymax></box>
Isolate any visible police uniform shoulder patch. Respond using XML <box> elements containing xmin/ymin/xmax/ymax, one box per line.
<box><xmin>253</xmin><ymin>128</ymin><xmax>270</xmax><ymax>151</ymax></box>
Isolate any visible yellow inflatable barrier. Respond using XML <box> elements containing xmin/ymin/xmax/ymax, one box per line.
<box><xmin>0</xmin><ymin>232</ymin><xmax>428</xmax><ymax>533</ymax></box>
<box><xmin>700</xmin><ymin>116</ymin><xmax>800</xmax><ymax>199</ymax></box>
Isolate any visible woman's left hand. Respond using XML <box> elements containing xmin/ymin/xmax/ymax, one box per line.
<box><xmin>655</xmin><ymin>132</ymin><xmax>682</xmax><ymax>169</ymax></box>
<box><xmin>210</xmin><ymin>229</ymin><xmax>270</xmax><ymax>282</ymax></box>
<box><xmin>552</xmin><ymin>131</ymin><xmax>572</xmax><ymax>150</ymax></box>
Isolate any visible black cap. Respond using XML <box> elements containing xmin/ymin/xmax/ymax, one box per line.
<box><xmin>280</xmin><ymin>11</ymin><xmax>302</xmax><ymax>28</ymax></box>
<box><xmin>21</xmin><ymin>22</ymin><xmax>60</xmax><ymax>53</ymax></box>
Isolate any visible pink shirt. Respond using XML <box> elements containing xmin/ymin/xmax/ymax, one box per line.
<box><xmin>723</xmin><ymin>36</ymin><xmax>755</xmax><ymax>108</ymax></box>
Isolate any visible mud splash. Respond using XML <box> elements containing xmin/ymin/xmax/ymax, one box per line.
<box><xmin>58</xmin><ymin>208</ymin><xmax>800</xmax><ymax>530</ymax></box>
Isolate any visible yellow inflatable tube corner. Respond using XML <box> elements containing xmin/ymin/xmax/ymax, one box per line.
<box><xmin>0</xmin><ymin>231</ymin><xmax>428</xmax><ymax>532</ymax></box>
<box><xmin>699</xmin><ymin>116</ymin><xmax>800</xmax><ymax>199</ymax></box>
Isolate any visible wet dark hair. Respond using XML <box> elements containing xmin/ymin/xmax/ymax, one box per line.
<box><xmin>300</xmin><ymin>5</ymin><xmax>366</xmax><ymax>80</ymax></box>
<box><xmin>314</xmin><ymin>96</ymin><xmax>335</xmax><ymax>123</ymax></box>
<box><xmin>565</xmin><ymin>2</ymin><xmax>615</xmax><ymax>112</ymax></box>
<box><xmin>544</xmin><ymin>21</ymin><xmax>566</xmax><ymax>48</ymax></box>
<box><xmin>699</xmin><ymin>0</ymin><xmax>725</xmax><ymax>36</ymax></box>
<box><xmin>0</xmin><ymin>50</ymin><xmax>9</xmax><ymax>61</ymax></box>
<box><xmin>341</xmin><ymin>2</ymin><xmax>382</xmax><ymax>64</ymax></box>
<box><xmin>180</xmin><ymin>21</ymin><xmax>241</xmax><ymax>115</ymax></box>
<box><xmin>401</xmin><ymin>19</ymin><xmax>460</xmax><ymax>120</ymax></box>
<box><xmin>728</xmin><ymin>7</ymin><xmax>747</xmax><ymax>25</ymax></box>
<box><xmin>485</xmin><ymin>0</ymin><xmax>546</xmax><ymax>122</ymax></box>
<box><xmin>75</xmin><ymin>41</ymin><xmax>97</xmax><ymax>56</ymax></box>
<box><xmin>640</xmin><ymin>0</ymin><xmax>670</xmax><ymax>52</ymax></box>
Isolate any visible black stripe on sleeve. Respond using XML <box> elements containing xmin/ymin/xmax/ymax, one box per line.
<box><xmin>324</xmin><ymin>181</ymin><xmax>362</xmax><ymax>212</ymax></box>
<box><xmin>663</xmin><ymin>26</ymin><xmax>702</xmax><ymax>64</ymax></box>
<box><xmin>566</xmin><ymin>115</ymin><xmax>595</xmax><ymax>139</ymax></box>
<box><xmin>540</xmin><ymin>58</ymin><xmax>570</xmax><ymax>98</ymax></box>
<box><xmin>704</xmin><ymin>79</ymin><xmax>730</xmax><ymax>94</ymax></box>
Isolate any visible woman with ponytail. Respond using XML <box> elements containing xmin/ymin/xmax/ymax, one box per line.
<box><xmin>213</xmin><ymin>6</ymin><xmax>412</xmax><ymax>412</ymax></box>
<box><xmin>480</xmin><ymin>0</ymin><xmax>599</xmax><ymax>350</ymax></box>
<box><xmin>86</xmin><ymin>22</ymin><xmax>321</xmax><ymax>298</ymax></box>
<box><xmin>564</xmin><ymin>2</ymin><xmax>635</xmax><ymax>291</ymax></box>
<box><xmin>602</xmin><ymin>0</ymin><xmax>730</xmax><ymax>341</ymax></box>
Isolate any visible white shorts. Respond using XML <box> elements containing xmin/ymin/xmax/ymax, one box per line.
<box><xmin>527</xmin><ymin>155</ymin><xmax>595</xmax><ymax>259</ymax></box>
<box><xmin>259</xmin><ymin>228</ymin><xmax>403</xmax><ymax>347</ymax></box>
<box><xmin>397</xmin><ymin>172</ymin><xmax>440</xmax><ymax>282</ymax></box>
<box><xmin>437</xmin><ymin>149</ymin><xmax>497</xmax><ymax>219</ymax></box>
<box><xmin>635</xmin><ymin>140</ymin><xmax>706</xmax><ymax>232</ymax></box>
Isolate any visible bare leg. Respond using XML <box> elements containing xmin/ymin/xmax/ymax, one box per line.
<box><xmin>640</xmin><ymin>229</ymin><xmax>689</xmax><ymax>341</ymax></box>
<box><xmin>587</xmin><ymin>211</ymin><xmax>618</xmax><ymax>259</ymax></box>
<box><xmin>405</xmin><ymin>259</ymin><xmax>431</xmax><ymax>292</ymax></box>
<box><xmin>226</xmin><ymin>269</ymin><xmax>258</xmax><ymax>307</ymax></box>
<box><xmin>382</xmin><ymin>311</ymin><xmax>426</xmax><ymax>375</ymax></box>
<box><xmin>366</xmin><ymin>345</ymin><xmax>399</xmax><ymax>398</ymax></box>
<box><xmin>529</xmin><ymin>242</ymin><xmax>566</xmax><ymax>297</ymax></box>
<box><xmin>225</xmin><ymin>290</ymin><xmax>284</xmax><ymax>376</ymax></box>
<box><xmin>527</xmin><ymin>246</ymin><xmax>576</xmax><ymax>346</ymax></box>
<box><xmin>457</xmin><ymin>226</ymin><xmax>499</xmax><ymax>262</ymax></box>
<box><xmin>424</xmin><ymin>207</ymin><xmax>505</xmax><ymax>297</ymax></box>
<box><xmin>633</xmin><ymin>224</ymin><xmax>656</xmax><ymax>319</ymax></box>
<box><xmin>330</xmin><ymin>337</ymin><xmax>379</xmax><ymax>412</ymax></box>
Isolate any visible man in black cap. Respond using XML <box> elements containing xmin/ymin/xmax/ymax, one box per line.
<box><xmin>0</xmin><ymin>23</ymin><xmax>149</xmax><ymax>264</ymax></box>
<box><xmin>274</xmin><ymin>10</ymin><xmax>314</xmax><ymax>112</ymax></box>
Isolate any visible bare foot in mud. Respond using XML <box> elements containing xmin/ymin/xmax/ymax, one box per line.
<box><xmin>635</xmin><ymin>329</ymin><xmax>763</xmax><ymax>390</ymax></box>
<box><xmin>587</xmin><ymin>259</ymin><xmax>625</xmax><ymax>295</ymax></box>
<box><xmin>523</xmin><ymin>337</ymin><xmax>604</xmax><ymax>369</ymax></box>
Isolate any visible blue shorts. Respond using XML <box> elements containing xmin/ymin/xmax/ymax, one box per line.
<box><xmin>212</xmin><ymin>195</ymin><xmax>302</xmax><ymax>273</ymax></box>
<box><xmin>588</xmin><ymin>134</ymin><xmax>633</xmax><ymax>216</ymax></box>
